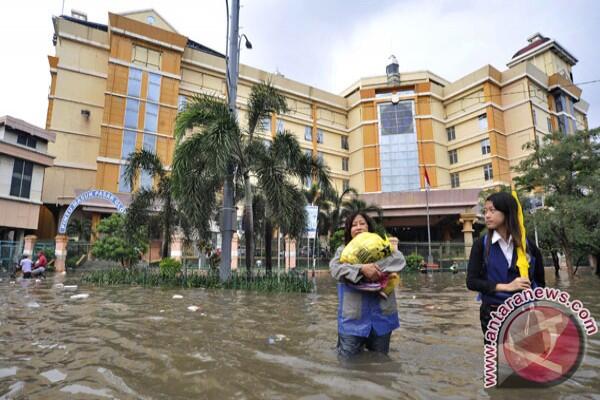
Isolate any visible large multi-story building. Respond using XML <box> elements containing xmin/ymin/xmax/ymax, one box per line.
<box><xmin>0</xmin><ymin>116</ymin><xmax>55</xmax><ymax>241</ymax></box>
<box><xmin>39</xmin><ymin>9</ymin><xmax>590</xmax><ymax>245</ymax></box>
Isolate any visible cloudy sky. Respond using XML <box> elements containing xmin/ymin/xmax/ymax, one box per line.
<box><xmin>2</xmin><ymin>0</ymin><xmax>599</xmax><ymax>128</ymax></box>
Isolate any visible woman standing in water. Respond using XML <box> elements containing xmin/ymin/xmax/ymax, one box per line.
<box><xmin>329</xmin><ymin>211</ymin><xmax>406</xmax><ymax>358</ymax></box>
<box><xmin>466</xmin><ymin>192</ymin><xmax>545</xmax><ymax>341</ymax></box>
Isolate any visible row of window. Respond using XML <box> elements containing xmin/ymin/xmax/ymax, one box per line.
<box><xmin>263</xmin><ymin>117</ymin><xmax>350</xmax><ymax>149</ymax></box>
<box><xmin>447</xmin><ymin>138</ymin><xmax>491</xmax><ymax>165</ymax></box>
<box><xmin>446</xmin><ymin>114</ymin><xmax>488</xmax><ymax>141</ymax></box>
<box><xmin>16</xmin><ymin>133</ymin><xmax>37</xmax><ymax>149</ymax></box>
<box><xmin>10</xmin><ymin>159</ymin><xmax>33</xmax><ymax>198</ymax></box>
<box><xmin>449</xmin><ymin>163</ymin><xmax>494</xmax><ymax>188</ymax></box>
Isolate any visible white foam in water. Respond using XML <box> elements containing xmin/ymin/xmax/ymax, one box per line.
<box><xmin>41</xmin><ymin>369</ymin><xmax>67</xmax><ymax>383</ymax></box>
<box><xmin>26</xmin><ymin>302</ymin><xmax>40</xmax><ymax>308</ymax></box>
<box><xmin>0</xmin><ymin>367</ymin><xmax>17</xmax><ymax>379</ymax></box>
<box><xmin>70</xmin><ymin>293</ymin><xmax>89</xmax><ymax>300</ymax></box>
<box><xmin>0</xmin><ymin>381</ymin><xmax>24</xmax><ymax>400</ymax></box>
<box><xmin>172</xmin><ymin>294</ymin><xmax>183</xmax><ymax>299</ymax></box>
<box><xmin>60</xmin><ymin>384</ymin><xmax>113</xmax><ymax>398</ymax></box>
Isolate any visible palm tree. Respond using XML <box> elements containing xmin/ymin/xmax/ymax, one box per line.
<box><xmin>172</xmin><ymin>93</ymin><xmax>241</xmax><ymax>251</ymax></box>
<box><xmin>239</xmin><ymin>82</ymin><xmax>288</xmax><ymax>272</ymax></box>
<box><xmin>173</xmin><ymin>82</ymin><xmax>331</xmax><ymax>277</ymax></box>
<box><xmin>340</xmin><ymin>196</ymin><xmax>384</xmax><ymax>225</ymax></box>
<box><xmin>328</xmin><ymin>187</ymin><xmax>358</xmax><ymax>236</ymax></box>
<box><xmin>249</xmin><ymin>132</ymin><xmax>331</xmax><ymax>273</ymax></box>
<box><xmin>123</xmin><ymin>149</ymin><xmax>183</xmax><ymax>258</ymax></box>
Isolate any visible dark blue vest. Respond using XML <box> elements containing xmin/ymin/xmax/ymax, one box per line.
<box><xmin>480</xmin><ymin>235</ymin><xmax>538</xmax><ymax>305</ymax></box>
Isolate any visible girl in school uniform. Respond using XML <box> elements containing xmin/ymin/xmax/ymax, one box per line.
<box><xmin>466</xmin><ymin>191</ymin><xmax>545</xmax><ymax>340</ymax></box>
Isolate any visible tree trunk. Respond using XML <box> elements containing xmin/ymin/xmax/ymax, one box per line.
<box><xmin>162</xmin><ymin>197</ymin><xmax>172</xmax><ymax>259</ymax></box>
<box><xmin>264</xmin><ymin>219</ymin><xmax>273</xmax><ymax>275</ymax></box>
<box><xmin>243</xmin><ymin>177</ymin><xmax>254</xmax><ymax>276</ymax></box>
<box><xmin>551</xmin><ymin>251</ymin><xmax>560</xmax><ymax>277</ymax></box>
<box><xmin>562</xmin><ymin>245</ymin><xmax>575</xmax><ymax>277</ymax></box>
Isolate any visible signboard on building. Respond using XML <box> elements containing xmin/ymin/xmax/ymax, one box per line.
<box><xmin>58</xmin><ymin>190</ymin><xmax>126</xmax><ymax>234</ymax></box>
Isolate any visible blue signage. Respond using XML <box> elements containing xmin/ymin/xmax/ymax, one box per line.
<box><xmin>58</xmin><ymin>190</ymin><xmax>126</xmax><ymax>234</ymax></box>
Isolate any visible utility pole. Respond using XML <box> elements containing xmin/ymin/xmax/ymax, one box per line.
<box><xmin>220</xmin><ymin>0</ymin><xmax>240</xmax><ymax>282</ymax></box>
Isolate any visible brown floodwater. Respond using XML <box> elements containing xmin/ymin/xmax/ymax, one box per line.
<box><xmin>0</xmin><ymin>269</ymin><xmax>598</xmax><ymax>399</ymax></box>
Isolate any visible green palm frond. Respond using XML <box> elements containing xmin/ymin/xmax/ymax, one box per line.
<box><xmin>246</xmin><ymin>81</ymin><xmax>288</xmax><ymax>138</ymax></box>
<box><xmin>124</xmin><ymin>149</ymin><xmax>165</xmax><ymax>189</ymax></box>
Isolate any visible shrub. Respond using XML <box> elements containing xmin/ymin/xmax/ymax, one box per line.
<box><xmin>159</xmin><ymin>257</ymin><xmax>182</xmax><ymax>276</ymax></box>
<box><xmin>405</xmin><ymin>252</ymin><xmax>424</xmax><ymax>271</ymax></box>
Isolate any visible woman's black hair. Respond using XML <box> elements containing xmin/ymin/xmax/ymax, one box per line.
<box><xmin>485</xmin><ymin>191</ymin><xmax>523</xmax><ymax>255</ymax></box>
<box><xmin>343</xmin><ymin>211</ymin><xmax>376</xmax><ymax>245</ymax></box>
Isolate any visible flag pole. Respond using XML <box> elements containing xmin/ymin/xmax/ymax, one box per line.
<box><xmin>424</xmin><ymin>168</ymin><xmax>433</xmax><ymax>265</ymax></box>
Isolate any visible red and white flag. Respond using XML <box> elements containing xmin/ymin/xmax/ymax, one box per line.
<box><xmin>423</xmin><ymin>167</ymin><xmax>431</xmax><ymax>188</ymax></box>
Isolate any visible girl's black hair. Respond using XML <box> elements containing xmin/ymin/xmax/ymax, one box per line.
<box><xmin>485</xmin><ymin>192</ymin><xmax>523</xmax><ymax>256</ymax></box>
<box><xmin>343</xmin><ymin>211</ymin><xmax>376</xmax><ymax>245</ymax></box>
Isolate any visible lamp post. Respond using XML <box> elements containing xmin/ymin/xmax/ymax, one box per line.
<box><xmin>221</xmin><ymin>0</ymin><xmax>252</xmax><ymax>282</ymax></box>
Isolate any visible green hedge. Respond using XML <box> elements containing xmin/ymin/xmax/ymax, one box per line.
<box><xmin>81</xmin><ymin>268</ymin><xmax>312</xmax><ymax>293</ymax></box>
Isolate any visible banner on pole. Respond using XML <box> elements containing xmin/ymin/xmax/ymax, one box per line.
<box><xmin>305</xmin><ymin>205</ymin><xmax>319</xmax><ymax>239</ymax></box>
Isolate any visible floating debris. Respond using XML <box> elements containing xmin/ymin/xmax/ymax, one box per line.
<box><xmin>187</xmin><ymin>306</ymin><xmax>199</xmax><ymax>312</ymax></box>
<box><xmin>41</xmin><ymin>369</ymin><xmax>67</xmax><ymax>383</ymax></box>
<box><xmin>26</xmin><ymin>302</ymin><xmax>40</xmax><ymax>308</ymax></box>
<box><xmin>54</xmin><ymin>283</ymin><xmax>64</xmax><ymax>289</ymax></box>
<box><xmin>63</xmin><ymin>285</ymin><xmax>78</xmax><ymax>291</ymax></box>
<box><xmin>172</xmin><ymin>294</ymin><xmax>183</xmax><ymax>299</ymax></box>
<box><xmin>159</xmin><ymin>309</ymin><xmax>165</xmax><ymax>313</ymax></box>
<box><xmin>267</xmin><ymin>334</ymin><xmax>287</xmax><ymax>344</ymax></box>
<box><xmin>70</xmin><ymin>294</ymin><xmax>89</xmax><ymax>300</ymax></box>
<box><xmin>0</xmin><ymin>367</ymin><xmax>17</xmax><ymax>379</ymax></box>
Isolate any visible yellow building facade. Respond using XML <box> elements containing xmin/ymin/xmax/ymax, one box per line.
<box><xmin>40</xmin><ymin>10</ymin><xmax>590</xmax><ymax>242</ymax></box>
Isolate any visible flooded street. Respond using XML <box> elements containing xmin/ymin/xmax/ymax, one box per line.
<box><xmin>1</xmin><ymin>269</ymin><xmax>599</xmax><ymax>399</ymax></box>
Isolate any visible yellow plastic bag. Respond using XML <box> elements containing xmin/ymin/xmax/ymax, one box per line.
<box><xmin>340</xmin><ymin>232</ymin><xmax>392</xmax><ymax>264</ymax></box>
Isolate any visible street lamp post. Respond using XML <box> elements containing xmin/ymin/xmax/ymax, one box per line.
<box><xmin>221</xmin><ymin>0</ymin><xmax>251</xmax><ymax>282</ymax></box>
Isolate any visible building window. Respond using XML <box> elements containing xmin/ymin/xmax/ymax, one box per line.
<box><xmin>140</xmin><ymin>170</ymin><xmax>153</xmax><ymax>190</ymax></box>
<box><xmin>143</xmin><ymin>133</ymin><xmax>157</xmax><ymax>153</ymax></box>
<box><xmin>342</xmin><ymin>179</ymin><xmax>350</xmax><ymax>191</ymax></box>
<box><xmin>379</xmin><ymin>101</ymin><xmax>414</xmax><ymax>135</ymax></box>
<box><xmin>450</xmin><ymin>172</ymin><xmax>460</xmax><ymax>188</ymax></box>
<box><xmin>144</xmin><ymin>102</ymin><xmax>159</xmax><ymax>132</ymax></box>
<box><xmin>127</xmin><ymin>68</ymin><xmax>142</xmax><ymax>98</ymax></box>
<box><xmin>483</xmin><ymin>163</ymin><xmax>493</xmax><ymax>181</ymax></box>
<box><xmin>132</xmin><ymin>45</ymin><xmax>161</xmax><ymax>70</ymax></box>
<box><xmin>531</xmin><ymin>108</ymin><xmax>537</xmax><ymax>127</ymax></box>
<box><xmin>448</xmin><ymin>149</ymin><xmax>458</xmax><ymax>165</ymax></box>
<box><xmin>481</xmin><ymin>138</ymin><xmax>491</xmax><ymax>155</ymax></box>
<box><xmin>276</xmin><ymin>118</ymin><xmax>284</xmax><ymax>134</ymax></box>
<box><xmin>17</xmin><ymin>133</ymin><xmax>37</xmax><ymax>149</ymax></box>
<box><xmin>304</xmin><ymin>126</ymin><xmax>312</xmax><ymax>141</ymax></box>
<box><xmin>124</xmin><ymin>99</ymin><xmax>140</xmax><ymax>129</ymax></box>
<box><xmin>147</xmin><ymin>73</ymin><xmax>161</xmax><ymax>103</ymax></box>
<box><xmin>118</xmin><ymin>165</ymin><xmax>131</xmax><ymax>193</ymax></box>
<box><xmin>478</xmin><ymin>114</ymin><xmax>488</xmax><ymax>130</ymax></box>
<box><xmin>342</xmin><ymin>157</ymin><xmax>349</xmax><ymax>171</ymax></box>
<box><xmin>446</xmin><ymin>126</ymin><xmax>456</xmax><ymax>141</ymax></box>
<box><xmin>317</xmin><ymin>128</ymin><xmax>324</xmax><ymax>144</ymax></box>
<box><xmin>547</xmin><ymin>117</ymin><xmax>553</xmax><ymax>133</ymax></box>
<box><xmin>341</xmin><ymin>135</ymin><xmax>349</xmax><ymax>150</ymax></box>
<box><xmin>10</xmin><ymin>159</ymin><xmax>33</xmax><ymax>198</ymax></box>
<box><xmin>121</xmin><ymin>130</ymin><xmax>137</xmax><ymax>159</ymax></box>
<box><xmin>260</xmin><ymin>117</ymin><xmax>271</xmax><ymax>133</ymax></box>
<box><xmin>553</xmin><ymin>92</ymin><xmax>564</xmax><ymax>113</ymax></box>
<box><xmin>317</xmin><ymin>152</ymin><xmax>324</xmax><ymax>163</ymax></box>
<box><xmin>558</xmin><ymin>116</ymin><xmax>566</xmax><ymax>134</ymax></box>
<box><xmin>178</xmin><ymin>95</ymin><xmax>187</xmax><ymax>111</ymax></box>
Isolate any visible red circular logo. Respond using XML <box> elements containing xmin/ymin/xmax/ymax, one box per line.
<box><xmin>502</xmin><ymin>304</ymin><xmax>584</xmax><ymax>385</ymax></box>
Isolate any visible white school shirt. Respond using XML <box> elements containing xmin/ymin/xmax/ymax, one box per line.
<box><xmin>491</xmin><ymin>231</ymin><xmax>513</xmax><ymax>267</ymax></box>
<box><xmin>20</xmin><ymin>258</ymin><xmax>33</xmax><ymax>273</ymax></box>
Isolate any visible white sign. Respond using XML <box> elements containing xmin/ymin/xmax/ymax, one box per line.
<box><xmin>305</xmin><ymin>205</ymin><xmax>319</xmax><ymax>239</ymax></box>
<box><xmin>58</xmin><ymin>190</ymin><xmax>126</xmax><ymax>234</ymax></box>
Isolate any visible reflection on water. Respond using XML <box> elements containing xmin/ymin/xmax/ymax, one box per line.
<box><xmin>0</xmin><ymin>269</ymin><xmax>598</xmax><ymax>399</ymax></box>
